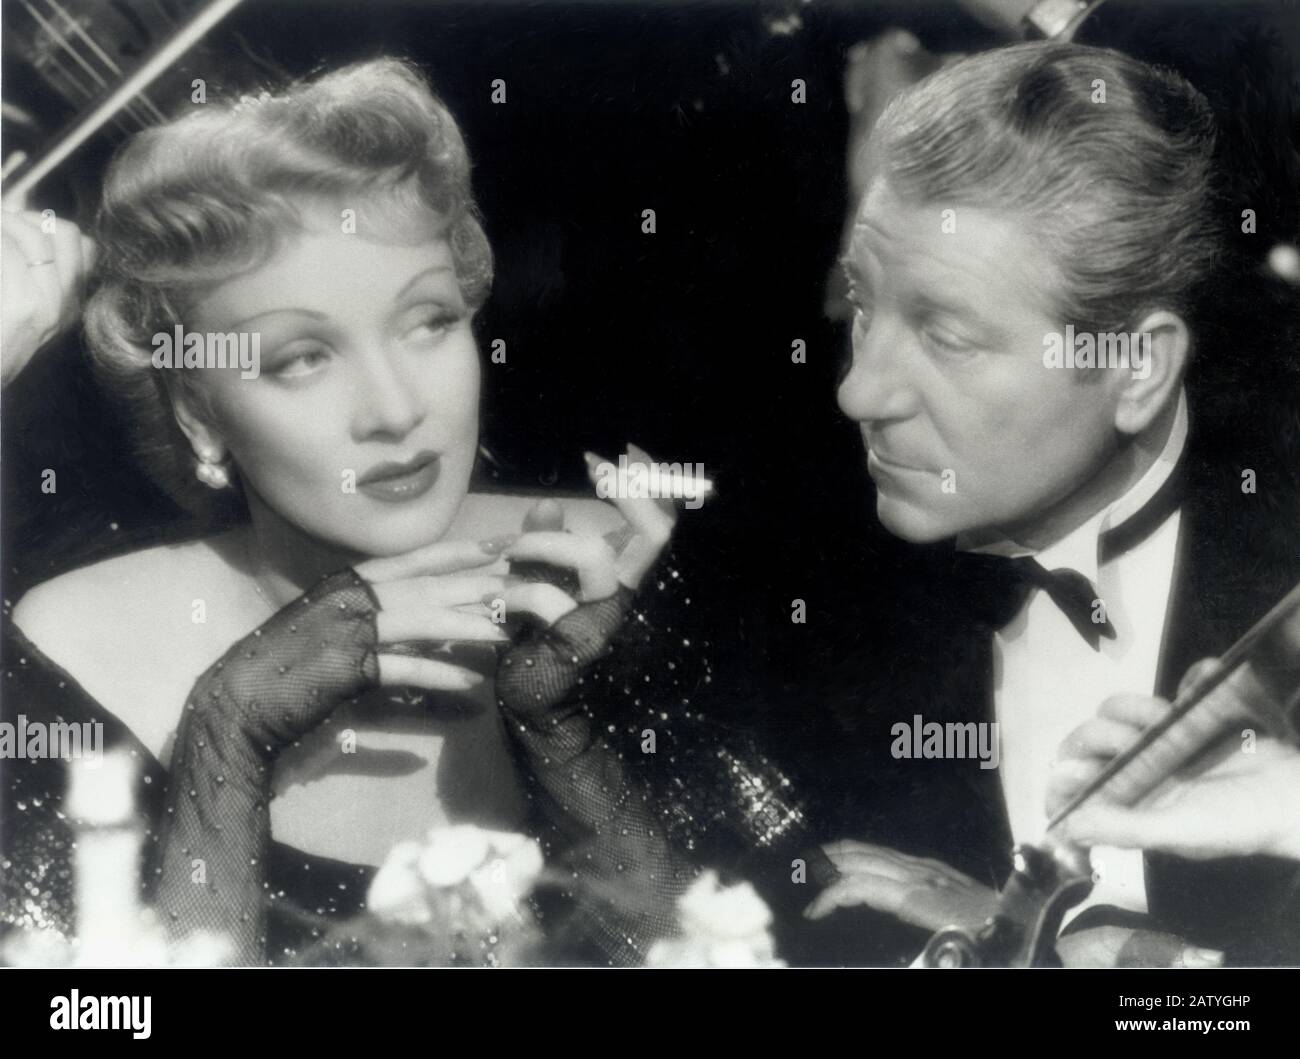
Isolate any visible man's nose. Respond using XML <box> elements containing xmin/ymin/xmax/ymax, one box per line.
<box><xmin>836</xmin><ymin>317</ymin><xmax>917</xmax><ymax>425</ymax></box>
<box><xmin>352</xmin><ymin>346</ymin><xmax>425</xmax><ymax>440</ymax></box>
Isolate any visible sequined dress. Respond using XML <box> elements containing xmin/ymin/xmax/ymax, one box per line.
<box><xmin>0</xmin><ymin>618</ymin><xmax>377</xmax><ymax>959</ymax></box>
<box><xmin>1</xmin><ymin>548</ymin><xmax>816</xmax><ymax>966</ymax></box>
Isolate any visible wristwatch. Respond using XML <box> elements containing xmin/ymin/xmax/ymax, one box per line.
<box><xmin>1021</xmin><ymin>0</ymin><xmax>1094</xmax><ymax>41</ymax></box>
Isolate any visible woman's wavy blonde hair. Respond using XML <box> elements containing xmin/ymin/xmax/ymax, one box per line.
<box><xmin>84</xmin><ymin>58</ymin><xmax>493</xmax><ymax>519</ymax></box>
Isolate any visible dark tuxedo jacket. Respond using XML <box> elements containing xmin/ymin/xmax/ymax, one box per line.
<box><xmin>759</xmin><ymin>428</ymin><xmax>1300</xmax><ymax>966</ymax></box>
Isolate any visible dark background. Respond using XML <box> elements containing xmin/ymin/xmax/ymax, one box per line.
<box><xmin>3</xmin><ymin>0</ymin><xmax>1299</xmax><ymax>694</ymax></box>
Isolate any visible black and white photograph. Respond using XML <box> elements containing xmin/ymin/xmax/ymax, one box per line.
<box><xmin>1</xmin><ymin>0</ymin><xmax>1298</xmax><ymax>1028</ymax></box>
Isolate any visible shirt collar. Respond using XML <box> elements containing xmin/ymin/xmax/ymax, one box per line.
<box><xmin>960</xmin><ymin>390</ymin><xmax>1188</xmax><ymax>585</ymax></box>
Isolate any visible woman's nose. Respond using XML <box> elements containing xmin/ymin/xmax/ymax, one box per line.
<box><xmin>352</xmin><ymin>347</ymin><xmax>425</xmax><ymax>440</ymax></box>
<box><xmin>837</xmin><ymin>317</ymin><xmax>916</xmax><ymax>425</ymax></box>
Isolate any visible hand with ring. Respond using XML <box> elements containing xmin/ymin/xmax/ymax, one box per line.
<box><xmin>1</xmin><ymin>205</ymin><xmax>96</xmax><ymax>386</ymax></box>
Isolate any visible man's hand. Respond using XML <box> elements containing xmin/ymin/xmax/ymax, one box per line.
<box><xmin>805</xmin><ymin>840</ymin><xmax>998</xmax><ymax>932</ymax></box>
<box><xmin>1</xmin><ymin>207</ymin><xmax>95</xmax><ymax>386</ymax></box>
<box><xmin>1056</xmin><ymin>730</ymin><xmax>1300</xmax><ymax>861</ymax></box>
<box><xmin>1056</xmin><ymin>925</ymin><xmax>1224</xmax><ymax>968</ymax></box>
<box><xmin>1049</xmin><ymin>663</ymin><xmax>1300</xmax><ymax>862</ymax></box>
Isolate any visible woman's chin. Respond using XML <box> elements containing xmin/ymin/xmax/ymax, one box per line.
<box><xmin>307</xmin><ymin>492</ymin><xmax>467</xmax><ymax>559</ymax></box>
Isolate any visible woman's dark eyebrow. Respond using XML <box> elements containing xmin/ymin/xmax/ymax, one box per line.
<box><xmin>227</xmin><ymin>307</ymin><xmax>328</xmax><ymax>332</ymax></box>
<box><xmin>225</xmin><ymin>265</ymin><xmax>455</xmax><ymax>331</ymax></box>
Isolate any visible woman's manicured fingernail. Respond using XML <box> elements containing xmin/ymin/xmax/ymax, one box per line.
<box><xmin>479</xmin><ymin>535</ymin><xmax>516</xmax><ymax>554</ymax></box>
<box><xmin>458</xmin><ymin>671</ymin><xmax>485</xmax><ymax>689</ymax></box>
<box><xmin>481</xmin><ymin>591</ymin><xmax>505</xmax><ymax>606</ymax></box>
<box><xmin>1182</xmin><ymin>947</ymin><xmax>1224</xmax><ymax>968</ymax></box>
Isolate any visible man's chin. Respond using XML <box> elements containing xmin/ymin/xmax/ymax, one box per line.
<box><xmin>875</xmin><ymin>495</ymin><xmax>960</xmax><ymax>544</ymax></box>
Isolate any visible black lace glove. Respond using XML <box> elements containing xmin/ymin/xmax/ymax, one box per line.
<box><xmin>496</xmin><ymin>553</ymin><xmax>813</xmax><ymax>966</ymax></box>
<box><xmin>152</xmin><ymin>569</ymin><xmax>380</xmax><ymax>966</ymax></box>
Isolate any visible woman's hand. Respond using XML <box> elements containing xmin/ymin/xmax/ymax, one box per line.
<box><xmin>357</xmin><ymin>536</ymin><xmax>512</xmax><ymax>695</ymax></box>
<box><xmin>804</xmin><ymin>840</ymin><xmax>998</xmax><ymax>933</ymax></box>
<box><xmin>1050</xmin><ymin>682</ymin><xmax>1300</xmax><ymax>862</ymax></box>
<box><xmin>494</xmin><ymin>442</ymin><xmax>678</xmax><ymax>629</ymax></box>
<box><xmin>211</xmin><ymin>539</ymin><xmax>513</xmax><ymax>756</ymax></box>
<box><xmin>1</xmin><ymin>207</ymin><xmax>95</xmax><ymax>386</ymax></box>
<box><xmin>155</xmin><ymin>539</ymin><xmax>519</xmax><ymax>963</ymax></box>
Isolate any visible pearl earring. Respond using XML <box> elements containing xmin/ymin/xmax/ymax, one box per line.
<box><xmin>195</xmin><ymin>452</ymin><xmax>231</xmax><ymax>490</ymax></box>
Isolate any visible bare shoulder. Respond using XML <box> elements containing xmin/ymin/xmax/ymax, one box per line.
<box><xmin>11</xmin><ymin>531</ymin><xmax>256</xmax><ymax>760</ymax></box>
<box><xmin>13</xmin><ymin>533</ymin><xmax>242</xmax><ymax>638</ymax></box>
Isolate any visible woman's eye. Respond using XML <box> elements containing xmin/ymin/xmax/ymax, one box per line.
<box><xmin>271</xmin><ymin>347</ymin><xmax>330</xmax><ymax>377</ymax></box>
<box><xmin>405</xmin><ymin>311</ymin><xmax>462</xmax><ymax>344</ymax></box>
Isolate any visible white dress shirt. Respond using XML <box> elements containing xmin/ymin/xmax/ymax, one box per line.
<box><xmin>966</xmin><ymin>392</ymin><xmax>1189</xmax><ymax>922</ymax></box>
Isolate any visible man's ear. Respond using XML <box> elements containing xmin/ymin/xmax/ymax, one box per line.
<box><xmin>1113</xmin><ymin>309</ymin><xmax>1189</xmax><ymax>436</ymax></box>
<box><xmin>168</xmin><ymin>381</ymin><xmax>227</xmax><ymax>464</ymax></box>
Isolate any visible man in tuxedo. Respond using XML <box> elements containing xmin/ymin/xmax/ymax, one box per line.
<box><xmin>783</xmin><ymin>40</ymin><xmax>1300</xmax><ymax>966</ymax></box>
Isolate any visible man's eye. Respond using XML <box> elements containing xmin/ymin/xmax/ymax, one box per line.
<box><xmin>846</xmin><ymin>285</ymin><xmax>874</xmax><ymax>329</ymax></box>
<box><xmin>921</xmin><ymin>324</ymin><xmax>973</xmax><ymax>356</ymax></box>
<box><xmin>851</xmin><ymin>304</ymin><xmax>873</xmax><ymax>337</ymax></box>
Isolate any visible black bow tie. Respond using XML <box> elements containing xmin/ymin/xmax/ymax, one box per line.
<box><xmin>952</xmin><ymin>552</ymin><xmax>1116</xmax><ymax>650</ymax></box>
<box><xmin>951</xmin><ymin>450</ymin><xmax>1188</xmax><ymax>650</ymax></box>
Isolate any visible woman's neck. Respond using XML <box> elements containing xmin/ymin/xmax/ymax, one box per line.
<box><xmin>239</xmin><ymin>490</ymin><xmax>365</xmax><ymax>609</ymax></box>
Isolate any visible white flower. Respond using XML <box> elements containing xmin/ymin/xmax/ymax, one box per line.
<box><xmin>467</xmin><ymin>831</ymin><xmax>545</xmax><ymax>922</ymax></box>
<box><xmin>646</xmin><ymin>870</ymin><xmax>784</xmax><ymax>968</ymax></box>
<box><xmin>369</xmin><ymin>826</ymin><xmax>545</xmax><ymax>931</ymax></box>
<box><xmin>367</xmin><ymin>840</ymin><xmax>433</xmax><ymax>926</ymax></box>
<box><xmin>678</xmin><ymin>869</ymin><xmax>773</xmax><ymax>940</ymax></box>
<box><xmin>416</xmin><ymin>825</ymin><xmax>492</xmax><ymax>887</ymax></box>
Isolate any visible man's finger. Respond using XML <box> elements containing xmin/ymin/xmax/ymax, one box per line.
<box><xmin>1057</xmin><ymin>716</ymin><xmax>1143</xmax><ymax>763</ymax></box>
<box><xmin>1097</xmin><ymin>693</ymin><xmax>1170</xmax><ymax>729</ymax></box>
<box><xmin>1061</xmin><ymin>802</ymin><xmax>1227</xmax><ymax>859</ymax></box>
<box><xmin>804</xmin><ymin>875</ymin><xmax>905</xmax><ymax>920</ymax></box>
<box><xmin>1178</xmin><ymin>657</ymin><xmax>1224</xmax><ymax>697</ymax></box>
<box><xmin>1058</xmin><ymin>926</ymin><xmax>1223</xmax><ymax>968</ymax></box>
<box><xmin>1046</xmin><ymin>756</ymin><xmax>1102</xmax><ymax>818</ymax></box>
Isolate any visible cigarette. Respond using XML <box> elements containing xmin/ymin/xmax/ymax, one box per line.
<box><xmin>586</xmin><ymin>453</ymin><xmax>716</xmax><ymax>504</ymax></box>
<box><xmin>636</xmin><ymin>470</ymin><xmax>715</xmax><ymax>498</ymax></box>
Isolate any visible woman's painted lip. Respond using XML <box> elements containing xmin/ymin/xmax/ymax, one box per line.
<box><xmin>358</xmin><ymin>452</ymin><xmax>441</xmax><ymax>502</ymax></box>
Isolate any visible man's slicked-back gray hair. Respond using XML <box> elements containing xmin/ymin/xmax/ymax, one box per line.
<box><xmin>865</xmin><ymin>42</ymin><xmax>1220</xmax><ymax>337</ymax></box>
